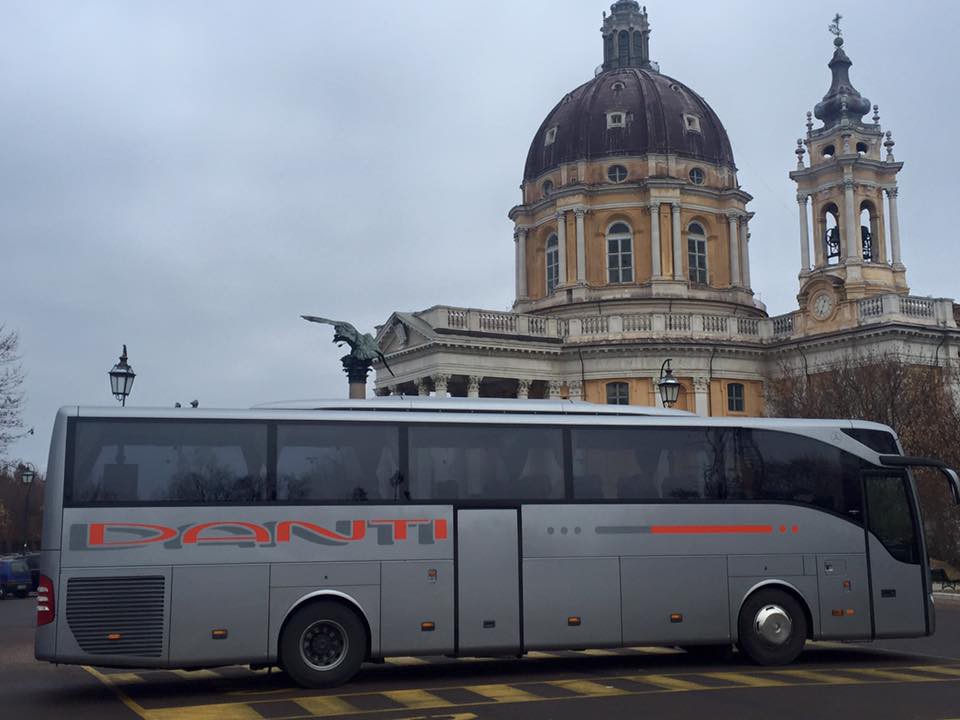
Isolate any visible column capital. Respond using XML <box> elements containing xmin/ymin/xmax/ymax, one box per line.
<box><xmin>573</xmin><ymin>206</ymin><xmax>587</xmax><ymax>219</ymax></box>
<box><xmin>842</xmin><ymin>178</ymin><xmax>856</xmax><ymax>190</ymax></box>
<box><xmin>693</xmin><ymin>376</ymin><xmax>710</xmax><ymax>393</ymax></box>
<box><xmin>416</xmin><ymin>378</ymin><xmax>430</xmax><ymax>396</ymax></box>
<box><xmin>513</xmin><ymin>224</ymin><xmax>530</xmax><ymax>240</ymax></box>
<box><xmin>516</xmin><ymin>378</ymin><xmax>531</xmax><ymax>399</ymax></box>
<box><xmin>547</xmin><ymin>379</ymin><xmax>564</xmax><ymax>398</ymax></box>
<box><xmin>467</xmin><ymin>375</ymin><xmax>483</xmax><ymax>398</ymax></box>
<box><xmin>555</xmin><ymin>210</ymin><xmax>567</xmax><ymax>221</ymax></box>
<box><xmin>796</xmin><ymin>192</ymin><xmax>809</xmax><ymax>205</ymax></box>
<box><xmin>725</xmin><ymin>210</ymin><xmax>741</xmax><ymax>221</ymax></box>
<box><xmin>670</xmin><ymin>201</ymin><xmax>681</xmax><ymax>211</ymax></box>
<box><xmin>886</xmin><ymin>186</ymin><xmax>899</xmax><ymax>198</ymax></box>
<box><xmin>648</xmin><ymin>201</ymin><xmax>661</xmax><ymax>212</ymax></box>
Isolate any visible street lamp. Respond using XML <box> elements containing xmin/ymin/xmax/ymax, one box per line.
<box><xmin>657</xmin><ymin>358</ymin><xmax>681</xmax><ymax>408</ymax></box>
<box><xmin>108</xmin><ymin>345</ymin><xmax>136</xmax><ymax>407</ymax></box>
<box><xmin>16</xmin><ymin>463</ymin><xmax>36</xmax><ymax>554</ymax></box>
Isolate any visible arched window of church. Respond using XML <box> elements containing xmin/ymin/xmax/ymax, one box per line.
<box><xmin>823</xmin><ymin>204</ymin><xmax>841</xmax><ymax>264</ymax></box>
<box><xmin>606</xmin><ymin>222</ymin><xmax>633</xmax><ymax>284</ymax></box>
<box><xmin>606</xmin><ymin>382</ymin><xmax>629</xmax><ymax>405</ymax></box>
<box><xmin>859</xmin><ymin>206</ymin><xmax>874</xmax><ymax>262</ymax></box>
<box><xmin>618</xmin><ymin>30</ymin><xmax>630</xmax><ymax>66</ymax></box>
<box><xmin>687</xmin><ymin>222</ymin><xmax>708</xmax><ymax>284</ymax></box>
<box><xmin>546</xmin><ymin>234</ymin><xmax>560</xmax><ymax>294</ymax></box>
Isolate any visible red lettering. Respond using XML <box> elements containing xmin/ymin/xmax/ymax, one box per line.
<box><xmin>88</xmin><ymin>522</ymin><xmax>177</xmax><ymax>547</ymax></box>
<box><xmin>275</xmin><ymin>520</ymin><xmax>366</xmax><ymax>544</ymax></box>
<box><xmin>181</xmin><ymin>521</ymin><xmax>271</xmax><ymax>545</ymax></box>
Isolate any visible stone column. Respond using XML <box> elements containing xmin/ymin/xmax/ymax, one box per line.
<box><xmin>843</xmin><ymin>178</ymin><xmax>859</xmax><ymax>260</ymax></box>
<box><xmin>649</xmin><ymin>202</ymin><xmax>662</xmax><ymax>277</ymax></box>
<box><xmin>516</xmin><ymin>379</ymin><xmax>531</xmax><ymax>400</ymax></box>
<box><xmin>515</xmin><ymin>226</ymin><xmax>528</xmax><ymax>299</ymax></box>
<box><xmin>342</xmin><ymin>356</ymin><xmax>370</xmax><ymax>400</ymax></box>
<box><xmin>467</xmin><ymin>375</ymin><xmax>483</xmax><ymax>399</ymax></box>
<box><xmin>797</xmin><ymin>193</ymin><xmax>810</xmax><ymax>271</ymax></box>
<box><xmin>742</xmin><ymin>229</ymin><xmax>752</xmax><ymax>289</ymax></box>
<box><xmin>887</xmin><ymin>187</ymin><xmax>902</xmax><ymax>266</ymax></box>
<box><xmin>813</xmin><ymin>206</ymin><xmax>826</xmax><ymax>268</ymax></box>
<box><xmin>432</xmin><ymin>374</ymin><xmax>450</xmax><ymax>398</ymax></box>
<box><xmin>727</xmin><ymin>212</ymin><xmax>741</xmax><ymax>286</ymax></box>
<box><xmin>556</xmin><ymin>211</ymin><xmax>568</xmax><ymax>286</ymax></box>
<box><xmin>574</xmin><ymin>208</ymin><xmax>587</xmax><ymax>284</ymax></box>
<box><xmin>693</xmin><ymin>376</ymin><xmax>710</xmax><ymax>417</ymax></box>
<box><xmin>416</xmin><ymin>378</ymin><xmax>430</xmax><ymax>396</ymax></box>
<box><xmin>547</xmin><ymin>379</ymin><xmax>563</xmax><ymax>399</ymax></box>
<box><xmin>671</xmin><ymin>202</ymin><xmax>683</xmax><ymax>280</ymax></box>
<box><xmin>568</xmin><ymin>379</ymin><xmax>583</xmax><ymax>401</ymax></box>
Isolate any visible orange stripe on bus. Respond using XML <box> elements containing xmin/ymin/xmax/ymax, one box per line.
<box><xmin>649</xmin><ymin>525</ymin><xmax>774</xmax><ymax>535</ymax></box>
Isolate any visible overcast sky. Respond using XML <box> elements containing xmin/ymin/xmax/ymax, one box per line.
<box><xmin>3</xmin><ymin>0</ymin><xmax>959</xmax><ymax>468</ymax></box>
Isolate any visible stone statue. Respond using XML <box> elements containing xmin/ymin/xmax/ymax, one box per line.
<box><xmin>301</xmin><ymin>315</ymin><xmax>394</xmax><ymax>398</ymax></box>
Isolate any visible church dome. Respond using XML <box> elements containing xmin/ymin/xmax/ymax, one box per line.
<box><xmin>524</xmin><ymin>67</ymin><xmax>736</xmax><ymax>182</ymax></box>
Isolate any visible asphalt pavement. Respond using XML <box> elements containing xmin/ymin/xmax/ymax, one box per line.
<box><xmin>2</xmin><ymin>594</ymin><xmax>959</xmax><ymax>720</ymax></box>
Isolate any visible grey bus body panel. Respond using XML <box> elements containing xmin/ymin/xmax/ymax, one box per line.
<box><xmin>38</xmin><ymin>403</ymin><xmax>948</xmax><ymax>670</ymax></box>
<box><xmin>867</xmin><ymin>534</ymin><xmax>926</xmax><ymax>638</ymax></box>
<box><xmin>457</xmin><ymin>509</ymin><xmax>520</xmax><ymax>654</ymax></box>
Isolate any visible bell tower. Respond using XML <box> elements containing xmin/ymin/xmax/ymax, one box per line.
<box><xmin>791</xmin><ymin>15</ymin><xmax>906</xmax><ymax>325</ymax></box>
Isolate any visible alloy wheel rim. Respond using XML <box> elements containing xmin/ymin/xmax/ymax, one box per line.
<box><xmin>753</xmin><ymin>603</ymin><xmax>793</xmax><ymax>646</ymax></box>
<box><xmin>300</xmin><ymin>620</ymin><xmax>349</xmax><ymax>672</ymax></box>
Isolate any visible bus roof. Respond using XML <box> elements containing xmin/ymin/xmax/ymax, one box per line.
<box><xmin>252</xmin><ymin>397</ymin><xmax>695</xmax><ymax>417</ymax></box>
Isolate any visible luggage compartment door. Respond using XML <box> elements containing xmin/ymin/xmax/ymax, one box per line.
<box><xmin>457</xmin><ymin>509</ymin><xmax>520</xmax><ymax>654</ymax></box>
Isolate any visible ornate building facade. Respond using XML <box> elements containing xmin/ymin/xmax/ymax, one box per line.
<box><xmin>373</xmin><ymin>2</ymin><xmax>959</xmax><ymax>415</ymax></box>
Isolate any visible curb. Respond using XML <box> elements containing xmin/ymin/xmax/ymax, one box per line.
<box><xmin>933</xmin><ymin>592</ymin><xmax>960</xmax><ymax>606</ymax></box>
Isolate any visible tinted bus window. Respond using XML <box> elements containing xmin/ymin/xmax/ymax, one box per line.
<box><xmin>277</xmin><ymin>424</ymin><xmax>399</xmax><ymax>502</ymax></box>
<box><xmin>843</xmin><ymin>428</ymin><xmax>900</xmax><ymax>454</ymax></box>
<box><xmin>865</xmin><ymin>474</ymin><xmax>919</xmax><ymax>564</ymax></box>
<box><xmin>571</xmin><ymin>427</ymin><xmax>727</xmax><ymax>500</ymax></box>
<box><xmin>730</xmin><ymin>429</ymin><xmax>862</xmax><ymax>521</ymax></box>
<box><xmin>70</xmin><ymin>420</ymin><xmax>268</xmax><ymax>503</ymax></box>
<box><xmin>408</xmin><ymin>425</ymin><xmax>563</xmax><ymax>500</ymax></box>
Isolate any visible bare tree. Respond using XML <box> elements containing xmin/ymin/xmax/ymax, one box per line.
<box><xmin>766</xmin><ymin>353</ymin><xmax>960</xmax><ymax>567</ymax></box>
<box><xmin>0</xmin><ymin>326</ymin><xmax>25</xmax><ymax>460</ymax></box>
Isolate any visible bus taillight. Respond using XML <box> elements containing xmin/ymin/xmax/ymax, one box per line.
<box><xmin>37</xmin><ymin>575</ymin><xmax>55</xmax><ymax>626</ymax></box>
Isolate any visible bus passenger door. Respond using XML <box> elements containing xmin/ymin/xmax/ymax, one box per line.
<box><xmin>864</xmin><ymin>472</ymin><xmax>926</xmax><ymax>638</ymax></box>
<box><xmin>456</xmin><ymin>509</ymin><xmax>520</xmax><ymax>654</ymax></box>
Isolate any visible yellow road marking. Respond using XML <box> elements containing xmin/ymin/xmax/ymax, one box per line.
<box><xmin>382</xmin><ymin>689</ymin><xmax>454</xmax><ymax>710</ymax></box>
<box><xmin>386</xmin><ymin>656</ymin><xmax>430</xmax><ymax>666</ymax></box>
<box><xmin>627</xmin><ymin>646</ymin><xmax>684</xmax><ymax>654</ymax></box>
<box><xmin>170</xmin><ymin>669</ymin><xmax>225</xmax><ymax>681</ymax></box>
<box><xmin>579</xmin><ymin>648</ymin><xmax>619</xmax><ymax>657</ymax></box>
<box><xmin>82</xmin><ymin>666</ymin><xmax>151</xmax><ymax>719</ymax></box>
<box><xmin>296</xmin><ymin>695</ymin><xmax>361</xmax><ymax>716</ymax></box>
<box><xmin>526</xmin><ymin>651</ymin><xmax>561</xmax><ymax>658</ymax></box>
<box><xmin>93</xmin><ymin>672</ymin><xmax>144</xmax><ymax>685</ymax></box>
<box><xmin>631</xmin><ymin>674</ymin><xmax>709</xmax><ymax>691</ymax></box>
<box><xmin>468</xmin><ymin>683</ymin><xmax>542</xmax><ymax>703</ymax></box>
<box><xmin>549</xmin><ymin>679</ymin><xmax>627</xmax><ymax>696</ymax></box>
<box><xmin>845</xmin><ymin>668</ymin><xmax>940</xmax><ymax>683</ymax></box>
<box><xmin>143</xmin><ymin>704</ymin><xmax>263</xmax><ymax>720</ymax></box>
<box><xmin>910</xmin><ymin>665</ymin><xmax>960</xmax><ymax>678</ymax></box>
<box><xmin>774</xmin><ymin>669</ymin><xmax>861</xmax><ymax>684</ymax></box>
<box><xmin>702</xmin><ymin>672</ymin><xmax>787</xmax><ymax>688</ymax></box>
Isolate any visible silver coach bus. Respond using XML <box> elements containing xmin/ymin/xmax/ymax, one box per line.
<box><xmin>35</xmin><ymin>398</ymin><xmax>960</xmax><ymax>687</ymax></box>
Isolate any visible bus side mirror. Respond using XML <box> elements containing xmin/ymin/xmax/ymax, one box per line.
<box><xmin>942</xmin><ymin>467</ymin><xmax>960</xmax><ymax>506</ymax></box>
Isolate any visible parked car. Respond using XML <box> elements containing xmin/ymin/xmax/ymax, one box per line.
<box><xmin>23</xmin><ymin>553</ymin><xmax>40</xmax><ymax>592</ymax></box>
<box><xmin>0</xmin><ymin>558</ymin><xmax>31</xmax><ymax>599</ymax></box>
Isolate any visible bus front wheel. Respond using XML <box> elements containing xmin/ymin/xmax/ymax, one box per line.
<box><xmin>280</xmin><ymin>601</ymin><xmax>367</xmax><ymax>688</ymax></box>
<box><xmin>737</xmin><ymin>589</ymin><xmax>806</xmax><ymax>666</ymax></box>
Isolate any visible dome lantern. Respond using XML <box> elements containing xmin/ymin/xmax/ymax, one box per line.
<box><xmin>813</xmin><ymin>14</ymin><xmax>871</xmax><ymax>129</ymax></box>
<box><xmin>601</xmin><ymin>1</ymin><xmax>653</xmax><ymax>71</ymax></box>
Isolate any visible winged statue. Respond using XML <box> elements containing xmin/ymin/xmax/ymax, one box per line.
<box><xmin>301</xmin><ymin>315</ymin><xmax>395</xmax><ymax>376</ymax></box>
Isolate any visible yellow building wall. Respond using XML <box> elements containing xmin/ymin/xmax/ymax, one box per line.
<box><xmin>709</xmin><ymin>378</ymin><xmax>764</xmax><ymax>417</ymax></box>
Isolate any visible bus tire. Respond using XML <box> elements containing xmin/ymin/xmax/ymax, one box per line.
<box><xmin>279</xmin><ymin>601</ymin><xmax>367</xmax><ymax>688</ymax></box>
<box><xmin>736</xmin><ymin>588</ymin><xmax>806</xmax><ymax>666</ymax></box>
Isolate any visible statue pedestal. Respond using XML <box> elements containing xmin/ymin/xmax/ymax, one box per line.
<box><xmin>341</xmin><ymin>355</ymin><xmax>371</xmax><ymax>400</ymax></box>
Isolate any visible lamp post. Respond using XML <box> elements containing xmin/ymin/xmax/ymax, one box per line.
<box><xmin>657</xmin><ymin>358</ymin><xmax>681</xmax><ymax>408</ymax></box>
<box><xmin>108</xmin><ymin>345</ymin><xmax>136</xmax><ymax>407</ymax></box>
<box><xmin>16</xmin><ymin>463</ymin><xmax>36</xmax><ymax>554</ymax></box>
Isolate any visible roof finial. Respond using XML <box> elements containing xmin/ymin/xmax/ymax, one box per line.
<box><xmin>872</xmin><ymin>104</ymin><xmax>880</xmax><ymax>124</ymax></box>
<box><xmin>829</xmin><ymin>12</ymin><xmax>843</xmax><ymax>46</ymax></box>
<box><xmin>795</xmin><ymin>139</ymin><xmax>806</xmax><ymax>168</ymax></box>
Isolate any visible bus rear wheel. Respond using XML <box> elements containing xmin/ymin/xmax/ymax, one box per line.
<box><xmin>737</xmin><ymin>589</ymin><xmax>806</xmax><ymax>666</ymax></box>
<box><xmin>280</xmin><ymin>601</ymin><xmax>367</xmax><ymax>688</ymax></box>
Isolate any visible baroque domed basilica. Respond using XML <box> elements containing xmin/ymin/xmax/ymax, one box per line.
<box><xmin>373</xmin><ymin>1</ymin><xmax>958</xmax><ymax>415</ymax></box>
